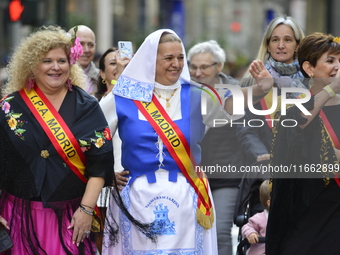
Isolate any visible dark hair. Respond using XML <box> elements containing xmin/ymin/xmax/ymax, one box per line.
<box><xmin>298</xmin><ymin>32</ymin><xmax>340</xmax><ymax>77</ymax></box>
<box><xmin>95</xmin><ymin>47</ymin><xmax>117</xmax><ymax>100</ymax></box>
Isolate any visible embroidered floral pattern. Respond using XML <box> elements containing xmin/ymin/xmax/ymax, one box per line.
<box><xmin>113</xmin><ymin>74</ymin><xmax>154</xmax><ymax>102</ymax></box>
<box><xmin>1</xmin><ymin>95</ymin><xmax>27</xmax><ymax>140</ymax></box>
<box><xmin>2</xmin><ymin>101</ymin><xmax>10</xmax><ymax>113</ymax></box>
<box><xmin>102</xmin><ymin>127</ymin><xmax>111</xmax><ymax>140</ymax></box>
<box><xmin>79</xmin><ymin>127</ymin><xmax>112</xmax><ymax>152</ymax></box>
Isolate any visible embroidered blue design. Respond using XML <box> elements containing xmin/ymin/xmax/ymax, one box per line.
<box><xmin>151</xmin><ymin>203</ymin><xmax>176</xmax><ymax>236</ymax></box>
<box><xmin>113</xmin><ymin>74</ymin><xmax>154</xmax><ymax>102</ymax></box>
<box><xmin>119</xmin><ymin>184</ymin><xmax>204</xmax><ymax>254</ymax></box>
<box><xmin>224</xmin><ymin>89</ymin><xmax>232</xmax><ymax>98</ymax></box>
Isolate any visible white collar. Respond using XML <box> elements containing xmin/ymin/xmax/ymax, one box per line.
<box><xmin>154</xmin><ymin>81</ymin><xmax>181</xmax><ymax>90</ymax></box>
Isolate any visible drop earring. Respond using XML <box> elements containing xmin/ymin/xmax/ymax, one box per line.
<box><xmin>25</xmin><ymin>77</ymin><xmax>35</xmax><ymax>91</ymax></box>
<box><xmin>66</xmin><ymin>78</ymin><xmax>73</xmax><ymax>91</ymax></box>
<box><xmin>308</xmin><ymin>74</ymin><xmax>314</xmax><ymax>88</ymax></box>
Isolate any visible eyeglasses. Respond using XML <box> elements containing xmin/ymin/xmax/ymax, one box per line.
<box><xmin>189</xmin><ymin>62</ymin><xmax>217</xmax><ymax>72</ymax></box>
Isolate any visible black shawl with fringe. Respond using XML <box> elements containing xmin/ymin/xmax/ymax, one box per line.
<box><xmin>0</xmin><ymin>86</ymin><xmax>113</xmax><ymax>254</ymax></box>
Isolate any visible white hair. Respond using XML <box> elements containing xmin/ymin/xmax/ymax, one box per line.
<box><xmin>187</xmin><ymin>40</ymin><xmax>226</xmax><ymax>68</ymax></box>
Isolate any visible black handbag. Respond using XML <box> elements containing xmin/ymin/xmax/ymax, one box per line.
<box><xmin>0</xmin><ymin>228</ymin><xmax>13</xmax><ymax>253</ymax></box>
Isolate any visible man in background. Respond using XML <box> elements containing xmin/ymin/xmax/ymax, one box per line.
<box><xmin>69</xmin><ymin>25</ymin><xmax>99</xmax><ymax>95</ymax></box>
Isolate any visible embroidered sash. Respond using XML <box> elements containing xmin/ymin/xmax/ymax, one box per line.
<box><xmin>308</xmin><ymin>90</ymin><xmax>340</xmax><ymax>187</ymax></box>
<box><xmin>134</xmin><ymin>96</ymin><xmax>214</xmax><ymax>229</ymax></box>
<box><xmin>319</xmin><ymin>110</ymin><xmax>340</xmax><ymax>150</ymax></box>
<box><xmin>19</xmin><ymin>87</ymin><xmax>87</xmax><ymax>182</ymax></box>
<box><xmin>319</xmin><ymin>109</ymin><xmax>340</xmax><ymax>187</ymax></box>
<box><xmin>19</xmin><ymin>86</ymin><xmax>102</xmax><ymax>230</ymax></box>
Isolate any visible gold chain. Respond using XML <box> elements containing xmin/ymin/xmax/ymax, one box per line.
<box><xmin>154</xmin><ymin>89</ymin><xmax>177</xmax><ymax>108</ymax></box>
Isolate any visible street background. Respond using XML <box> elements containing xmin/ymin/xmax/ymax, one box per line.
<box><xmin>1</xmin><ymin>0</ymin><xmax>340</xmax><ymax>78</ymax></box>
<box><xmin>1</xmin><ymin>0</ymin><xmax>339</xmax><ymax>253</ymax></box>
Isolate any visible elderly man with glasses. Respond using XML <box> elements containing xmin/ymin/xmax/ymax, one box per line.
<box><xmin>187</xmin><ymin>40</ymin><xmax>244</xmax><ymax>255</ymax></box>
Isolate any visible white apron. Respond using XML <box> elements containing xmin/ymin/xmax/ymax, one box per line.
<box><xmin>102</xmin><ymin>170</ymin><xmax>217</xmax><ymax>255</ymax></box>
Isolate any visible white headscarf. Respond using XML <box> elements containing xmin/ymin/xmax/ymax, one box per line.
<box><xmin>112</xmin><ymin>29</ymin><xmax>190</xmax><ymax>102</ymax></box>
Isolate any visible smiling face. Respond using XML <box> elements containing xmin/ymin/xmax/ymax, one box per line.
<box><xmin>100</xmin><ymin>51</ymin><xmax>117</xmax><ymax>85</ymax></box>
<box><xmin>267</xmin><ymin>24</ymin><xmax>298</xmax><ymax>64</ymax></box>
<box><xmin>76</xmin><ymin>27</ymin><xmax>96</xmax><ymax>69</ymax></box>
<box><xmin>155</xmin><ymin>41</ymin><xmax>184</xmax><ymax>85</ymax></box>
<box><xmin>189</xmin><ymin>52</ymin><xmax>222</xmax><ymax>85</ymax></box>
<box><xmin>34</xmin><ymin>48</ymin><xmax>70</xmax><ymax>93</ymax></box>
<box><xmin>306</xmin><ymin>51</ymin><xmax>340</xmax><ymax>86</ymax></box>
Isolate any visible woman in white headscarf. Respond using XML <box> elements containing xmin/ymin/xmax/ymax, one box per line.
<box><xmin>100</xmin><ymin>29</ymin><xmax>272</xmax><ymax>254</ymax></box>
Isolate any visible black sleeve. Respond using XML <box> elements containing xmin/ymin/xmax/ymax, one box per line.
<box><xmin>0</xmin><ymin>124</ymin><xmax>38</xmax><ymax>199</ymax></box>
<box><xmin>236</xmin><ymin>105</ymin><xmax>271</xmax><ymax>165</ymax></box>
<box><xmin>85</xmin><ymin>151</ymin><xmax>114</xmax><ymax>187</ymax></box>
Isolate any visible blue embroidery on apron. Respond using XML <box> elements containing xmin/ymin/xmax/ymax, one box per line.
<box><xmin>119</xmin><ymin>182</ymin><xmax>204</xmax><ymax>254</ymax></box>
<box><xmin>151</xmin><ymin>204</ymin><xmax>176</xmax><ymax>236</ymax></box>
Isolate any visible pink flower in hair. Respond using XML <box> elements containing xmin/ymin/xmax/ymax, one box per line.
<box><xmin>70</xmin><ymin>37</ymin><xmax>83</xmax><ymax>65</ymax></box>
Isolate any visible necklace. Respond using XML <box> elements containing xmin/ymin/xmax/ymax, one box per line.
<box><xmin>154</xmin><ymin>89</ymin><xmax>177</xmax><ymax>108</ymax></box>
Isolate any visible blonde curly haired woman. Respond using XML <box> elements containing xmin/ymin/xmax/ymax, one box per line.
<box><xmin>0</xmin><ymin>25</ymin><xmax>121</xmax><ymax>254</ymax></box>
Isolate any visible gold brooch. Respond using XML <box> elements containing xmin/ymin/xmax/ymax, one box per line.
<box><xmin>41</xmin><ymin>150</ymin><xmax>49</xmax><ymax>158</ymax></box>
<box><xmin>333</xmin><ymin>37</ymin><xmax>340</xmax><ymax>44</ymax></box>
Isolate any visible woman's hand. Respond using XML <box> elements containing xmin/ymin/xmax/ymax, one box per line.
<box><xmin>334</xmin><ymin>148</ymin><xmax>340</xmax><ymax>162</ymax></box>
<box><xmin>67</xmin><ymin>177</ymin><xmax>104</xmax><ymax>246</ymax></box>
<box><xmin>328</xmin><ymin>67</ymin><xmax>340</xmax><ymax>94</ymax></box>
<box><xmin>249</xmin><ymin>60</ymin><xmax>274</xmax><ymax>92</ymax></box>
<box><xmin>114</xmin><ymin>170</ymin><xmax>129</xmax><ymax>191</ymax></box>
<box><xmin>247</xmin><ymin>232</ymin><xmax>259</xmax><ymax>244</ymax></box>
<box><xmin>114</xmin><ymin>51</ymin><xmax>131</xmax><ymax>80</ymax></box>
<box><xmin>257</xmin><ymin>154</ymin><xmax>270</xmax><ymax>162</ymax></box>
<box><xmin>0</xmin><ymin>215</ymin><xmax>9</xmax><ymax>230</ymax></box>
<box><xmin>235</xmin><ymin>60</ymin><xmax>274</xmax><ymax>111</ymax></box>
<box><xmin>301</xmin><ymin>67</ymin><xmax>340</xmax><ymax>129</ymax></box>
<box><xmin>68</xmin><ymin>207</ymin><xmax>93</xmax><ymax>246</ymax></box>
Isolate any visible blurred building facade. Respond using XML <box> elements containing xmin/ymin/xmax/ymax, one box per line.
<box><xmin>0</xmin><ymin>0</ymin><xmax>339</xmax><ymax>77</ymax></box>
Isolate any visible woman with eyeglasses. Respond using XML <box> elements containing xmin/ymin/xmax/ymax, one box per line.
<box><xmin>187</xmin><ymin>40</ymin><xmax>238</xmax><ymax>88</ymax></box>
<box><xmin>187</xmin><ymin>40</ymin><xmax>243</xmax><ymax>255</ymax></box>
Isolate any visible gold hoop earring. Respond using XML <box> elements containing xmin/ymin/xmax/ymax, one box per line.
<box><xmin>308</xmin><ymin>74</ymin><xmax>314</xmax><ymax>88</ymax></box>
<box><xmin>102</xmin><ymin>78</ymin><xmax>106</xmax><ymax>84</ymax></box>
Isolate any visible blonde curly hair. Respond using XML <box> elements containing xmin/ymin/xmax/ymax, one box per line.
<box><xmin>3</xmin><ymin>25</ymin><xmax>86</xmax><ymax>95</ymax></box>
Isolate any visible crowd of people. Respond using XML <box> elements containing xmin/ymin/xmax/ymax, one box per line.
<box><xmin>0</xmin><ymin>14</ymin><xmax>339</xmax><ymax>255</ymax></box>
